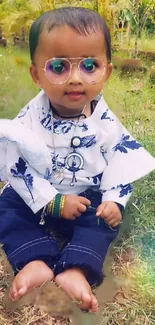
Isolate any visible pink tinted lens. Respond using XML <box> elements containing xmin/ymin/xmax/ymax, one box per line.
<box><xmin>79</xmin><ymin>58</ymin><xmax>105</xmax><ymax>84</ymax></box>
<box><xmin>45</xmin><ymin>58</ymin><xmax>71</xmax><ymax>84</ymax></box>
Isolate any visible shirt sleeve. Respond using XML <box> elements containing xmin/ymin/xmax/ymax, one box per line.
<box><xmin>101</xmin><ymin>183</ymin><xmax>133</xmax><ymax>208</ymax></box>
<box><xmin>0</xmin><ymin>119</ymin><xmax>58</xmax><ymax>213</ymax></box>
<box><xmin>99</xmin><ymin>111</ymin><xmax>155</xmax><ymax>191</ymax></box>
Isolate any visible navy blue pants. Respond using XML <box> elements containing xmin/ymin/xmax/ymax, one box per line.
<box><xmin>0</xmin><ymin>187</ymin><xmax>120</xmax><ymax>286</ymax></box>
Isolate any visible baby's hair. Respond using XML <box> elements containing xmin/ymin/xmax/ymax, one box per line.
<box><xmin>29</xmin><ymin>7</ymin><xmax>111</xmax><ymax>63</ymax></box>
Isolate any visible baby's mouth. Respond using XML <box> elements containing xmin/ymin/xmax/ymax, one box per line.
<box><xmin>65</xmin><ymin>91</ymin><xmax>85</xmax><ymax>100</ymax></box>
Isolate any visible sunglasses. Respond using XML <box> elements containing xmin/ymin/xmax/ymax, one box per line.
<box><xmin>42</xmin><ymin>57</ymin><xmax>106</xmax><ymax>85</ymax></box>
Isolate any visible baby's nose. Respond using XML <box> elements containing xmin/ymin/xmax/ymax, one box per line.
<box><xmin>68</xmin><ymin>63</ymin><xmax>83</xmax><ymax>84</ymax></box>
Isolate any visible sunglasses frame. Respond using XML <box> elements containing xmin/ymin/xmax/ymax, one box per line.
<box><xmin>42</xmin><ymin>57</ymin><xmax>107</xmax><ymax>85</ymax></box>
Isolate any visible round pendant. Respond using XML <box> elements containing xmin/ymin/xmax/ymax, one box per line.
<box><xmin>66</xmin><ymin>152</ymin><xmax>84</xmax><ymax>172</ymax></box>
<box><xmin>71</xmin><ymin>136</ymin><xmax>81</xmax><ymax>148</ymax></box>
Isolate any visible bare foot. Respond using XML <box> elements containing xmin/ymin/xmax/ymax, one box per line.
<box><xmin>9</xmin><ymin>260</ymin><xmax>54</xmax><ymax>302</ymax></box>
<box><xmin>55</xmin><ymin>268</ymin><xmax>98</xmax><ymax>313</ymax></box>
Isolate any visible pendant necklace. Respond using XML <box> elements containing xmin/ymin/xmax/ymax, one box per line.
<box><xmin>51</xmin><ymin>104</ymin><xmax>86</xmax><ymax>184</ymax></box>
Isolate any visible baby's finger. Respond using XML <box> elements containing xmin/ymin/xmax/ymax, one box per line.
<box><xmin>107</xmin><ymin>211</ymin><xmax>122</xmax><ymax>223</ymax></box>
<box><xmin>101</xmin><ymin>205</ymin><xmax>112</xmax><ymax>218</ymax></box>
<box><xmin>96</xmin><ymin>210</ymin><xmax>102</xmax><ymax>217</ymax></box>
<box><xmin>111</xmin><ymin>221</ymin><xmax>120</xmax><ymax>227</ymax></box>
<box><xmin>96</xmin><ymin>203</ymin><xmax>107</xmax><ymax>217</ymax></box>
<box><xmin>108</xmin><ymin>219</ymin><xmax>120</xmax><ymax>226</ymax></box>
<box><xmin>79</xmin><ymin>196</ymin><xmax>91</xmax><ymax>207</ymax></box>
<box><xmin>102</xmin><ymin>213</ymin><xmax>116</xmax><ymax>222</ymax></box>
<box><xmin>78</xmin><ymin>203</ymin><xmax>87</xmax><ymax>213</ymax></box>
<box><xmin>74</xmin><ymin>210</ymin><xmax>81</xmax><ymax>218</ymax></box>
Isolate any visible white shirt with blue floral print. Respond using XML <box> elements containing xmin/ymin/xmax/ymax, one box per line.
<box><xmin>0</xmin><ymin>90</ymin><xmax>154</xmax><ymax>213</ymax></box>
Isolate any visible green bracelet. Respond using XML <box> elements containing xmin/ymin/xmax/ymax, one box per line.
<box><xmin>52</xmin><ymin>193</ymin><xmax>63</xmax><ymax>218</ymax></box>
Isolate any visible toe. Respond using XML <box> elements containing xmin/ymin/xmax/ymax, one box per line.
<box><xmin>9</xmin><ymin>284</ymin><xmax>18</xmax><ymax>302</ymax></box>
<box><xmin>89</xmin><ymin>294</ymin><xmax>98</xmax><ymax>313</ymax></box>
<box><xmin>9</xmin><ymin>290</ymin><xmax>14</xmax><ymax>301</ymax></box>
<box><xmin>80</xmin><ymin>292</ymin><xmax>92</xmax><ymax>310</ymax></box>
<box><xmin>18</xmin><ymin>285</ymin><xmax>27</xmax><ymax>297</ymax></box>
<box><xmin>9</xmin><ymin>284</ymin><xmax>28</xmax><ymax>302</ymax></box>
<box><xmin>9</xmin><ymin>287</ymin><xmax>13</xmax><ymax>300</ymax></box>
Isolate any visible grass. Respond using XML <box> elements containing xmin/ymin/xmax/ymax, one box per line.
<box><xmin>0</xmin><ymin>46</ymin><xmax>155</xmax><ymax>324</ymax></box>
<box><xmin>114</xmin><ymin>34</ymin><xmax>155</xmax><ymax>52</ymax></box>
<box><xmin>0</xmin><ymin>47</ymin><xmax>38</xmax><ymax>118</ymax></box>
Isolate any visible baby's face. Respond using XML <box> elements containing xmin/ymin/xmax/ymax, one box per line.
<box><xmin>30</xmin><ymin>25</ymin><xmax>112</xmax><ymax>112</ymax></box>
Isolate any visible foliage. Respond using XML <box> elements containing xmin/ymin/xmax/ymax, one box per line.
<box><xmin>0</xmin><ymin>0</ymin><xmax>155</xmax><ymax>41</ymax></box>
<box><xmin>128</xmin><ymin>0</ymin><xmax>155</xmax><ymax>57</ymax></box>
<box><xmin>110</xmin><ymin>0</ymin><xmax>155</xmax><ymax>57</ymax></box>
<box><xmin>129</xmin><ymin>0</ymin><xmax>155</xmax><ymax>32</ymax></box>
<box><xmin>98</xmin><ymin>0</ymin><xmax>114</xmax><ymax>34</ymax></box>
<box><xmin>0</xmin><ymin>0</ymin><xmax>115</xmax><ymax>38</ymax></box>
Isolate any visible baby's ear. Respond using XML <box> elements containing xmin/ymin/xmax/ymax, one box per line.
<box><xmin>105</xmin><ymin>62</ymin><xmax>113</xmax><ymax>81</ymax></box>
<box><xmin>30</xmin><ymin>63</ymin><xmax>41</xmax><ymax>87</ymax></box>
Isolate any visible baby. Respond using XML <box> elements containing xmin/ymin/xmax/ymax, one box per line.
<box><xmin>0</xmin><ymin>7</ymin><xmax>154</xmax><ymax>313</ymax></box>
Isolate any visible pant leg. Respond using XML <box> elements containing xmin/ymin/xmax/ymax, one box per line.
<box><xmin>54</xmin><ymin>189</ymin><xmax>120</xmax><ymax>286</ymax></box>
<box><xmin>0</xmin><ymin>187</ymin><xmax>59</xmax><ymax>274</ymax></box>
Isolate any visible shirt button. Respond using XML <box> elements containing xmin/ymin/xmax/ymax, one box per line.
<box><xmin>72</xmin><ymin>137</ymin><xmax>81</xmax><ymax>147</ymax></box>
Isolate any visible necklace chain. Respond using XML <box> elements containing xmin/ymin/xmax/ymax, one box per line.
<box><xmin>51</xmin><ymin>105</ymin><xmax>86</xmax><ymax>180</ymax></box>
<box><xmin>50</xmin><ymin>103</ymin><xmax>87</xmax><ymax>119</ymax></box>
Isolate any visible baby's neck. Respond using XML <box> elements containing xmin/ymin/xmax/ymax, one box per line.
<box><xmin>50</xmin><ymin>102</ymin><xmax>91</xmax><ymax>120</ymax></box>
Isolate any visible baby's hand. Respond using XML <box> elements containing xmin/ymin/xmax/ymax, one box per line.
<box><xmin>61</xmin><ymin>194</ymin><xmax>91</xmax><ymax>220</ymax></box>
<box><xmin>96</xmin><ymin>201</ymin><xmax>122</xmax><ymax>227</ymax></box>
